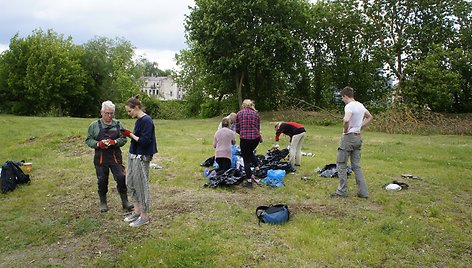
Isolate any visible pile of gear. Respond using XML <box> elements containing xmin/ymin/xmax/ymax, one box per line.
<box><xmin>201</xmin><ymin>146</ymin><xmax>294</xmax><ymax>188</ymax></box>
<box><xmin>317</xmin><ymin>163</ymin><xmax>352</xmax><ymax>178</ymax></box>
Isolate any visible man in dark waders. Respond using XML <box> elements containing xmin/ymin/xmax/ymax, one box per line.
<box><xmin>86</xmin><ymin>100</ymin><xmax>134</xmax><ymax>212</ymax></box>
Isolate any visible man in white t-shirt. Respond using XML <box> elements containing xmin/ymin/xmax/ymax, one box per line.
<box><xmin>331</xmin><ymin>86</ymin><xmax>373</xmax><ymax>199</ymax></box>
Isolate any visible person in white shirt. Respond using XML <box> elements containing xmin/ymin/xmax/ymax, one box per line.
<box><xmin>331</xmin><ymin>86</ymin><xmax>373</xmax><ymax>199</ymax></box>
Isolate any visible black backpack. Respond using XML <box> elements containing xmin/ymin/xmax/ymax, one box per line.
<box><xmin>1</xmin><ymin>161</ymin><xmax>31</xmax><ymax>193</ymax></box>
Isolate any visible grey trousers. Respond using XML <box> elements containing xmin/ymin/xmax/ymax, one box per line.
<box><xmin>126</xmin><ymin>154</ymin><xmax>152</xmax><ymax>213</ymax></box>
<box><xmin>335</xmin><ymin>134</ymin><xmax>369</xmax><ymax>197</ymax></box>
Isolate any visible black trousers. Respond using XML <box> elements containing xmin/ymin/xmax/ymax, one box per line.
<box><xmin>240</xmin><ymin>138</ymin><xmax>260</xmax><ymax>179</ymax></box>
<box><xmin>95</xmin><ymin>163</ymin><xmax>126</xmax><ymax>196</ymax></box>
<box><xmin>215</xmin><ymin>157</ymin><xmax>231</xmax><ymax>174</ymax></box>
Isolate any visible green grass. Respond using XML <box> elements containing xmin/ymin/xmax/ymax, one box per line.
<box><xmin>0</xmin><ymin>114</ymin><xmax>471</xmax><ymax>267</ymax></box>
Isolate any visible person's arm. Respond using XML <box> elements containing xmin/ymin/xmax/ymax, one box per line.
<box><xmin>85</xmin><ymin>122</ymin><xmax>100</xmax><ymax>148</ymax></box>
<box><xmin>362</xmin><ymin>110</ymin><xmax>373</xmax><ymax>127</ymax></box>
<box><xmin>115</xmin><ymin>122</ymin><xmax>128</xmax><ymax>147</ymax></box>
<box><xmin>343</xmin><ymin>111</ymin><xmax>352</xmax><ymax>134</ymax></box>
<box><xmin>213</xmin><ymin>132</ymin><xmax>218</xmax><ymax>149</ymax></box>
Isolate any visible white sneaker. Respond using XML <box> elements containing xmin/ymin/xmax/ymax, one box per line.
<box><xmin>124</xmin><ymin>212</ymin><xmax>140</xmax><ymax>223</ymax></box>
<box><xmin>129</xmin><ymin>217</ymin><xmax>149</xmax><ymax>227</ymax></box>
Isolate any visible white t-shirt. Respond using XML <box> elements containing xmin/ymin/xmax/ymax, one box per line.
<box><xmin>344</xmin><ymin>101</ymin><xmax>367</xmax><ymax>133</ymax></box>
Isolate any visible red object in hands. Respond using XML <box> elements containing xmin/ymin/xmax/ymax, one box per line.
<box><xmin>121</xmin><ymin>129</ymin><xmax>132</xmax><ymax>137</ymax></box>
<box><xmin>97</xmin><ymin>140</ymin><xmax>107</xmax><ymax>149</ymax></box>
<box><xmin>107</xmin><ymin>139</ymin><xmax>116</xmax><ymax>145</ymax></box>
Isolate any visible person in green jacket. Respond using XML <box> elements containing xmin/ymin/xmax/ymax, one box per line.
<box><xmin>85</xmin><ymin>100</ymin><xmax>133</xmax><ymax>212</ymax></box>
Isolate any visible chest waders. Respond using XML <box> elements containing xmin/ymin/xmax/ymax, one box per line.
<box><xmin>95</xmin><ymin>120</ymin><xmax>133</xmax><ymax>212</ymax></box>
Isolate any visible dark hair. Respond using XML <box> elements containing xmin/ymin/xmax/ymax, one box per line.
<box><xmin>125</xmin><ymin>96</ymin><xmax>142</xmax><ymax>109</ymax></box>
<box><xmin>341</xmin><ymin>86</ymin><xmax>354</xmax><ymax>98</ymax></box>
<box><xmin>221</xmin><ymin>118</ymin><xmax>230</xmax><ymax>128</ymax></box>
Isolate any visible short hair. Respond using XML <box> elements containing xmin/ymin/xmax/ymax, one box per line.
<box><xmin>242</xmin><ymin>99</ymin><xmax>255</xmax><ymax>109</ymax></box>
<box><xmin>221</xmin><ymin>118</ymin><xmax>230</xmax><ymax>128</ymax></box>
<box><xmin>341</xmin><ymin>86</ymin><xmax>354</xmax><ymax>98</ymax></box>
<box><xmin>125</xmin><ymin>96</ymin><xmax>143</xmax><ymax>109</ymax></box>
<box><xmin>101</xmin><ymin>100</ymin><xmax>115</xmax><ymax>111</ymax></box>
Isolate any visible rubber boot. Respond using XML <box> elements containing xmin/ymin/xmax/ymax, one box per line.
<box><xmin>99</xmin><ymin>194</ymin><xmax>108</xmax><ymax>212</ymax></box>
<box><xmin>120</xmin><ymin>192</ymin><xmax>134</xmax><ymax>211</ymax></box>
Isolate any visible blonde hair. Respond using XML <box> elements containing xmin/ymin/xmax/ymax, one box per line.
<box><xmin>241</xmin><ymin>99</ymin><xmax>255</xmax><ymax>109</ymax></box>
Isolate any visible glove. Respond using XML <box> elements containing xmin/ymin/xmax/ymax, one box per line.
<box><xmin>106</xmin><ymin>139</ymin><xmax>116</xmax><ymax>146</ymax></box>
<box><xmin>121</xmin><ymin>129</ymin><xmax>132</xmax><ymax>137</ymax></box>
<box><xmin>97</xmin><ymin>140</ymin><xmax>107</xmax><ymax>149</ymax></box>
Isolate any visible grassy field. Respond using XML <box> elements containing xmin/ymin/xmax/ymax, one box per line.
<box><xmin>0</xmin><ymin>114</ymin><xmax>471</xmax><ymax>267</ymax></box>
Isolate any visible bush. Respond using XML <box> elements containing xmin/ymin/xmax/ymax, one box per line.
<box><xmin>369</xmin><ymin>106</ymin><xmax>472</xmax><ymax>135</ymax></box>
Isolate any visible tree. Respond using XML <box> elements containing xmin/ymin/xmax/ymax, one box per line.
<box><xmin>403</xmin><ymin>46</ymin><xmax>462</xmax><ymax>112</ymax></box>
<box><xmin>0</xmin><ymin>29</ymin><xmax>86</xmax><ymax>116</ymax></box>
<box><xmin>181</xmin><ymin>0</ymin><xmax>310</xmax><ymax>110</ymax></box>
<box><xmin>80</xmin><ymin>37</ymin><xmax>142</xmax><ymax>111</ymax></box>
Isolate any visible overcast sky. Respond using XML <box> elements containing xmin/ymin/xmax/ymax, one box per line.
<box><xmin>0</xmin><ymin>0</ymin><xmax>195</xmax><ymax>70</ymax></box>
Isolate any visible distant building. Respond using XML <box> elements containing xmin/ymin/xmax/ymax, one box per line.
<box><xmin>141</xmin><ymin>76</ymin><xmax>185</xmax><ymax>100</ymax></box>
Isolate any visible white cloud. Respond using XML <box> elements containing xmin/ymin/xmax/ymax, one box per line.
<box><xmin>0</xmin><ymin>0</ymin><xmax>194</xmax><ymax>69</ymax></box>
<box><xmin>135</xmin><ymin>48</ymin><xmax>179</xmax><ymax>70</ymax></box>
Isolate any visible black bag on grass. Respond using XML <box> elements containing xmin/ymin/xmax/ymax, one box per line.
<box><xmin>256</xmin><ymin>204</ymin><xmax>290</xmax><ymax>225</ymax></box>
<box><xmin>1</xmin><ymin>161</ymin><xmax>30</xmax><ymax>193</ymax></box>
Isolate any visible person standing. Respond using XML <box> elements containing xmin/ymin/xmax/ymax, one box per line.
<box><xmin>331</xmin><ymin>86</ymin><xmax>373</xmax><ymax>198</ymax></box>
<box><xmin>213</xmin><ymin>118</ymin><xmax>236</xmax><ymax>174</ymax></box>
<box><xmin>85</xmin><ymin>100</ymin><xmax>133</xmax><ymax>212</ymax></box>
<box><xmin>275</xmin><ymin>122</ymin><xmax>306</xmax><ymax>167</ymax></box>
<box><xmin>236</xmin><ymin>99</ymin><xmax>262</xmax><ymax>188</ymax></box>
<box><xmin>121</xmin><ymin>97</ymin><xmax>158</xmax><ymax>227</ymax></box>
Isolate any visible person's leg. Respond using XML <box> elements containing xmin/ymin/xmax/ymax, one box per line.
<box><xmin>95</xmin><ymin>165</ymin><xmax>109</xmax><ymax>212</ymax></box>
<box><xmin>128</xmin><ymin>157</ymin><xmax>151</xmax><ymax>227</ymax></box>
<box><xmin>288</xmin><ymin>138</ymin><xmax>296</xmax><ymax>165</ymax></box>
<box><xmin>247</xmin><ymin>138</ymin><xmax>260</xmax><ymax>169</ymax></box>
<box><xmin>240</xmin><ymin>139</ymin><xmax>253</xmax><ymax>179</ymax></box>
<box><xmin>351</xmin><ymin>137</ymin><xmax>368</xmax><ymax>198</ymax></box>
<box><xmin>335</xmin><ymin>136</ymin><xmax>349</xmax><ymax>196</ymax></box>
<box><xmin>110</xmin><ymin>164</ymin><xmax>133</xmax><ymax>210</ymax></box>
<box><xmin>292</xmin><ymin>132</ymin><xmax>305</xmax><ymax>166</ymax></box>
<box><xmin>215</xmin><ymin>157</ymin><xmax>231</xmax><ymax>173</ymax></box>
<box><xmin>126</xmin><ymin>156</ymin><xmax>139</xmax><ymax>213</ymax></box>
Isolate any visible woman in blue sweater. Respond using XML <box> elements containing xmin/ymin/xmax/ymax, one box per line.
<box><xmin>121</xmin><ymin>97</ymin><xmax>158</xmax><ymax>227</ymax></box>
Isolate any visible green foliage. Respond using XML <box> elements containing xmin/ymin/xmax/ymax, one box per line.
<box><xmin>182</xmin><ymin>0</ymin><xmax>311</xmax><ymax>109</ymax></box>
<box><xmin>0</xmin><ymin>29</ymin><xmax>87</xmax><ymax>116</ymax></box>
<box><xmin>199</xmin><ymin>99</ymin><xmax>222</xmax><ymax>118</ymax></box>
<box><xmin>142</xmin><ymin>98</ymin><xmax>190</xmax><ymax>120</ymax></box>
<box><xmin>403</xmin><ymin>46</ymin><xmax>463</xmax><ymax>112</ymax></box>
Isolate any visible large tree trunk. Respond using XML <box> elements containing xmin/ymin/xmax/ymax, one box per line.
<box><xmin>235</xmin><ymin>72</ymin><xmax>244</xmax><ymax>108</ymax></box>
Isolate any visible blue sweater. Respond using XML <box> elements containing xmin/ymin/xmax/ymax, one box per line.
<box><xmin>129</xmin><ymin>114</ymin><xmax>158</xmax><ymax>156</ymax></box>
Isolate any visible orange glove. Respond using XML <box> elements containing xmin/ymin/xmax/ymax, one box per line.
<box><xmin>121</xmin><ymin>129</ymin><xmax>132</xmax><ymax>137</ymax></box>
<box><xmin>97</xmin><ymin>140</ymin><xmax>107</xmax><ymax>149</ymax></box>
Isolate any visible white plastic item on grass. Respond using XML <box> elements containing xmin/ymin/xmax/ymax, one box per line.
<box><xmin>385</xmin><ymin>183</ymin><xmax>402</xmax><ymax>191</ymax></box>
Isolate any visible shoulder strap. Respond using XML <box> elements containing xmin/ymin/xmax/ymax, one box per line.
<box><xmin>97</xmin><ymin>120</ymin><xmax>103</xmax><ymax>130</ymax></box>
<box><xmin>255</xmin><ymin>205</ymin><xmax>270</xmax><ymax>225</ymax></box>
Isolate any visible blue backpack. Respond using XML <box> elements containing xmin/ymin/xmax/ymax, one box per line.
<box><xmin>1</xmin><ymin>161</ymin><xmax>30</xmax><ymax>193</ymax></box>
<box><xmin>256</xmin><ymin>204</ymin><xmax>290</xmax><ymax>225</ymax></box>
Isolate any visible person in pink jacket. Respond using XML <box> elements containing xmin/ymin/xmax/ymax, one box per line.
<box><xmin>213</xmin><ymin>118</ymin><xmax>236</xmax><ymax>174</ymax></box>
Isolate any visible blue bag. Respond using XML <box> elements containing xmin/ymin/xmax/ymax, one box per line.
<box><xmin>261</xmin><ymin>169</ymin><xmax>285</xmax><ymax>187</ymax></box>
<box><xmin>256</xmin><ymin>204</ymin><xmax>290</xmax><ymax>225</ymax></box>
